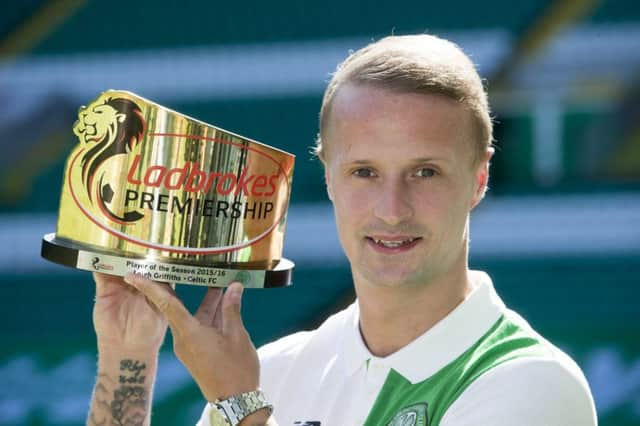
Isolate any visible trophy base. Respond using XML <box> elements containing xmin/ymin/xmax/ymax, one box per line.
<box><xmin>41</xmin><ymin>233</ymin><xmax>293</xmax><ymax>288</ymax></box>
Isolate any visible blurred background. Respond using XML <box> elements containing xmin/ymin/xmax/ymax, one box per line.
<box><xmin>1</xmin><ymin>0</ymin><xmax>639</xmax><ymax>425</ymax></box>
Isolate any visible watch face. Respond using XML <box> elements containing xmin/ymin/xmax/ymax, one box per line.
<box><xmin>209</xmin><ymin>410</ymin><xmax>231</xmax><ymax>426</ymax></box>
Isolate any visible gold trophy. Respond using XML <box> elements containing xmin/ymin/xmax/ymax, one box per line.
<box><xmin>41</xmin><ymin>90</ymin><xmax>295</xmax><ymax>288</ymax></box>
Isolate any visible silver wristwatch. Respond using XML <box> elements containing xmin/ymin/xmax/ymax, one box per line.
<box><xmin>209</xmin><ymin>389</ymin><xmax>273</xmax><ymax>426</ymax></box>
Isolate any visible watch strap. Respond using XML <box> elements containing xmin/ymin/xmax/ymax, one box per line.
<box><xmin>210</xmin><ymin>389</ymin><xmax>272</xmax><ymax>426</ymax></box>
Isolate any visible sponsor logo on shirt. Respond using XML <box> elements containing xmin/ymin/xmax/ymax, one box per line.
<box><xmin>387</xmin><ymin>402</ymin><xmax>428</xmax><ymax>426</ymax></box>
<box><xmin>293</xmin><ymin>422</ymin><xmax>321</xmax><ymax>426</ymax></box>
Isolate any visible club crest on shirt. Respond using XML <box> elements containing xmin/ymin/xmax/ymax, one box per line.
<box><xmin>387</xmin><ymin>402</ymin><xmax>428</xmax><ymax>426</ymax></box>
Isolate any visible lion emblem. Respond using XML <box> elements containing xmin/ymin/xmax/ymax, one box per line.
<box><xmin>73</xmin><ymin>96</ymin><xmax>146</xmax><ymax>223</ymax></box>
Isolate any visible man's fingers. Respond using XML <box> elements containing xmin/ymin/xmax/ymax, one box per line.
<box><xmin>93</xmin><ymin>272</ymin><xmax>110</xmax><ymax>297</ymax></box>
<box><xmin>222</xmin><ymin>282</ymin><xmax>245</xmax><ymax>336</ymax></box>
<box><xmin>124</xmin><ymin>273</ymin><xmax>194</xmax><ymax>334</ymax></box>
<box><xmin>212</xmin><ymin>300</ymin><xmax>223</xmax><ymax>329</ymax></box>
<box><xmin>194</xmin><ymin>287</ymin><xmax>223</xmax><ymax>326</ymax></box>
<box><xmin>93</xmin><ymin>272</ymin><xmax>128</xmax><ymax>297</ymax></box>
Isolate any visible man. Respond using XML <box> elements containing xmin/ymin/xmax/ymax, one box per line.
<box><xmin>87</xmin><ymin>34</ymin><xmax>597</xmax><ymax>426</ymax></box>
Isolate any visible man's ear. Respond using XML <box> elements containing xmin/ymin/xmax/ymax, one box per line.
<box><xmin>470</xmin><ymin>147</ymin><xmax>494</xmax><ymax>209</ymax></box>
<box><xmin>324</xmin><ymin>167</ymin><xmax>334</xmax><ymax>202</ymax></box>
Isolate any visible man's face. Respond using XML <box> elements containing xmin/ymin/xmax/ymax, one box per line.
<box><xmin>322</xmin><ymin>84</ymin><xmax>490</xmax><ymax>289</ymax></box>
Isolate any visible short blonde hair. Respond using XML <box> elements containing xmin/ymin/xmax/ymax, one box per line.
<box><xmin>315</xmin><ymin>34</ymin><xmax>493</xmax><ymax>164</ymax></box>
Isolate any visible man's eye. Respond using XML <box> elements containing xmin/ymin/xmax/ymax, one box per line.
<box><xmin>352</xmin><ymin>168</ymin><xmax>376</xmax><ymax>178</ymax></box>
<box><xmin>416</xmin><ymin>168</ymin><xmax>436</xmax><ymax>178</ymax></box>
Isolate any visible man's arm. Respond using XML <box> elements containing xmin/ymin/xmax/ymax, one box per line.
<box><xmin>88</xmin><ymin>351</ymin><xmax>158</xmax><ymax>426</ymax></box>
<box><xmin>125</xmin><ymin>274</ymin><xmax>279</xmax><ymax>426</ymax></box>
<box><xmin>87</xmin><ymin>272</ymin><xmax>169</xmax><ymax>425</ymax></box>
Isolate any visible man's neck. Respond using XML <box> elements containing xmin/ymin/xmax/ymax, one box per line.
<box><xmin>355</xmin><ymin>263</ymin><xmax>474</xmax><ymax>358</ymax></box>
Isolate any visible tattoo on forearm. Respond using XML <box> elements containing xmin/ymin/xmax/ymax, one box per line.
<box><xmin>89</xmin><ymin>359</ymin><xmax>149</xmax><ymax>426</ymax></box>
<box><xmin>119</xmin><ymin>359</ymin><xmax>147</xmax><ymax>385</ymax></box>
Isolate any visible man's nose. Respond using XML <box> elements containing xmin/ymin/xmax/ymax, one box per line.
<box><xmin>373</xmin><ymin>178</ymin><xmax>413</xmax><ymax>226</ymax></box>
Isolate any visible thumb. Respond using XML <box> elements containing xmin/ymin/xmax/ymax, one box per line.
<box><xmin>222</xmin><ymin>282</ymin><xmax>245</xmax><ymax>336</ymax></box>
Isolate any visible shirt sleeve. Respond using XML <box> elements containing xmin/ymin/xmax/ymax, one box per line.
<box><xmin>195</xmin><ymin>405</ymin><xmax>208</xmax><ymax>426</ymax></box>
<box><xmin>440</xmin><ymin>356</ymin><xmax>597</xmax><ymax>426</ymax></box>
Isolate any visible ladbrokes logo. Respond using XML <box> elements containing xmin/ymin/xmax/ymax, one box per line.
<box><xmin>126</xmin><ymin>154</ymin><xmax>279</xmax><ymax>196</ymax></box>
<box><xmin>122</xmin><ymin>153</ymin><xmax>278</xmax><ymax>221</ymax></box>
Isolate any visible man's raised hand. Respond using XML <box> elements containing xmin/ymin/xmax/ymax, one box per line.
<box><xmin>88</xmin><ymin>273</ymin><xmax>171</xmax><ymax>426</ymax></box>
<box><xmin>123</xmin><ymin>274</ymin><xmax>261</xmax><ymax>402</ymax></box>
<box><xmin>93</xmin><ymin>272</ymin><xmax>169</xmax><ymax>354</ymax></box>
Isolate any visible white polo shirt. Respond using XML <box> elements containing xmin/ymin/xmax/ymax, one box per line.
<box><xmin>198</xmin><ymin>271</ymin><xmax>597</xmax><ymax>425</ymax></box>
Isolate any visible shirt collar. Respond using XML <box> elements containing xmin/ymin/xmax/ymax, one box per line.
<box><xmin>341</xmin><ymin>270</ymin><xmax>505</xmax><ymax>384</ymax></box>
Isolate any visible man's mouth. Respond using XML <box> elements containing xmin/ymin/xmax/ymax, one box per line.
<box><xmin>365</xmin><ymin>236</ymin><xmax>421</xmax><ymax>250</ymax></box>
